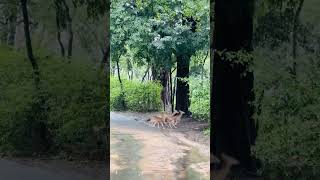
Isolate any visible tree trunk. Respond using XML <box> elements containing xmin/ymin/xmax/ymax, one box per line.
<box><xmin>170</xmin><ymin>69</ymin><xmax>174</xmax><ymax>113</ymax></box>
<box><xmin>56</xmin><ymin>15</ymin><xmax>65</xmax><ymax>57</ymax></box>
<box><xmin>20</xmin><ymin>0</ymin><xmax>39</xmax><ymax>87</ymax></box>
<box><xmin>201</xmin><ymin>51</ymin><xmax>209</xmax><ymax>80</ymax></box>
<box><xmin>66</xmin><ymin>14</ymin><xmax>73</xmax><ymax>59</ymax></box>
<box><xmin>175</xmin><ymin>54</ymin><xmax>191</xmax><ymax>115</ymax></box>
<box><xmin>61</xmin><ymin>0</ymin><xmax>73</xmax><ymax>59</ymax></box>
<box><xmin>141</xmin><ymin>66</ymin><xmax>149</xmax><ymax>82</ymax></box>
<box><xmin>116</xmin><ymin>58</ymin><xmax>126</xmax><ymax>109</ymax></box>
<box><xmin>291</xmin><ymin>0</ymin><xmax>304</xmax><ymax>78</ymax></box>
<box><xmin>159</xmin><ymin>69</ymin><xmax>170</xmax><ymax>111</ymax></box>
<box><xmin>116</xmin><ymin>60</ymin><xmax>122</xmax><ymax>85</ymax></box>
<box><xmin>151</xmin><ymin>64</ymin><xmax>158</xmax><ymax>81</ymax></box>
<box><xmin>211</xmin><ymin>0</ymin><xmax>257</xmax><ymax>175</ymax></box>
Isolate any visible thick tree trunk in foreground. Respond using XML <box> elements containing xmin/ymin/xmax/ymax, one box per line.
<box><xmin>211</xmin><ymin>0</ymin><xmax>256</xmax><ymax>175</ymax></box>
<box><xmin>175</xmin><ymin>54</ymin><xmax>191</xmax><ymax>115</ymax></box>
<box><xmin>20</xmin><ymin>0</ymin><xmax>39</xmax><ymax>86</ymax></box>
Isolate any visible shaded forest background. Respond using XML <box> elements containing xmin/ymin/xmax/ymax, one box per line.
<box><xmin>0</xmin><ymin>0</ymin><xmax>109</xmax><ymax>160</ymax></box>
<box><xmin>253</xmin><ymin>0</ymin><xmax>320</xmax><ymax>178</ymax></box>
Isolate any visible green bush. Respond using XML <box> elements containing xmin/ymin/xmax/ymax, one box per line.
<box><xmin>189</xmin><ymin>77</ymin><xmax>210</xmax><ymax>122</ymax></box>
<box><xmin>111</xmin><ymin>77</ymin><xmax>162</xmax><ymax>112</ymax></box>
<box><xmin>253</xmin><ymin>46</ymin><xmax>320</xmax><ymax>179</ymax></box>
<box><xmin>0</xmin><ymin>45</ymin><xmax>106</xmax><ymax>158</ymax></box>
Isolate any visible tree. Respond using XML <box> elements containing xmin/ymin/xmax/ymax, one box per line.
<box><xmin>53</xmin><ymin>0</ymin><xmax>73</xmax><ymax>59</ymax></box>
<box><xmin>125</xmin><ymin>0</ymin><xmax>209</xmax><ymax>113</ymax></box>
<box><xmin>211</xmin><ymin>0</ymin><xmax>257</xmax><ymax>176</ymax></box>
<box><xmin>54</xmin><ymin>0</ymin><xmax>66</xmax><ymax>57</ymax></box>
<box><xmin>291</xmin><ymin>0</ymin><xmax>304</xmax><ymax>78</ymax></box>
<box><xmin>20</xmin><ymin>0</ymin><xmax>39</xmax><ymax>87</ymax></box>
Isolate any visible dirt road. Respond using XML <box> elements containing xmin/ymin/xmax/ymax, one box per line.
<box><xmin>110</xmin><ymin>112</ymin><xmax>210</xmax><ymax>180</ymax></box>
<box><xmin>0</xmin><ymin>158</ymin><xmax>107</xmax><ymax>180</ymax></box>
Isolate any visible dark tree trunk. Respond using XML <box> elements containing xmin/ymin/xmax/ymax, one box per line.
<box><xmin>7</xmin><ymin>13</ymin><xmax>17</xmax><ymax>46</ymax></box>
<box><xmin>211</xmin><ymin>0</ymin><xmax>257</xmax><ymax>175</ymax></box>
<box><xmin>60</xmin><ymin>0</ymin><xmax>73</xmax><ymax>59</ymax></box>
<box><xmin>201</xmin><ymin>51</ymin><xmax>209</xmax><ymax>80</ymax></box>
<box><xmin>20</xmin><ymin>0</ymin><xmax>39</xmax><ymax>87</ymax></box>
<box><xmin>159</xmin><ymin>69</ymin><xmax>170</xmax><ymax>111</ymax></box>
<box><xmin>292</xmin><ymin>0</ymin><xmax>304</xmax><ymax>59</ymax></box>
<box><xmin>116</xmin><ymin>59</ymin><xmax>122</xmax><ymax>85</ymax></box>
<box><xmin>21</xmin><ymin>0</ymin><xmax>52</xmax><ymax>153</ymax></box>
<box><xmin>66</xmin><ymin>15</ymin><xmax>73</xmax><ymax>59</ymax></box>
<box><xmin>116</xmin><ymin>58</ymin><xmax>126</xmax><ymax>109</ymax></box>
<box><xmin>175</xmin><ymin>54</ymin><xmax>191</xmax><ymax>115</ymax></box>
<box><xmin>290</xmin><ymin>0</ymin><xmax>304</xmax><ymax>78</ymax></box>
<box><xmin>56</xmin><ymin>15</ymin><xmax>65</xmax><ymax>57</ymax></box>
<box><xmin>151</xmin><ymin>64</ymin><xmax>158</xmax><ymax>81</ymax></box>
<box><xmin>141</xmin><ymin>66</ymin><xmax>149</xmax><ymax>82</ymax></box>
<box><xmin>170</xmin><ymin>69</ymin><xmax>174</xmax><ymax>113</ymax></box>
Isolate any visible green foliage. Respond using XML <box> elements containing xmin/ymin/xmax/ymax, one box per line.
<box><xmin>111</xmin><ymin>77</ymin><xmax>162</xmax><ymax>112</ymax></box>
<box><xmin>111</xmin><ymin>0</ymin><xmax>209</xmax><ymax>73</ymax></box>
<box><xmin>203</xmin><ymin>128</ymin><xmax>210</xmax><ymax>136</ymax></box>
<box><xmin>0</xmin><ymin>46</ymin><xmax>106</xmax><ymax>157</ymax></box>
<box><xmin>189</xmin><ymin>76</ymin><xmax>210</xmax><ymax>122</ymax></box>
<box><xmin>253</xmin><ymin>46</ymin><xmax>320</xmax><ymax>179</ymax></box>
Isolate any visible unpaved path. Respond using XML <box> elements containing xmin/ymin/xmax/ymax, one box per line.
<box><xmin>0</xmin><ymin>158</ymin><xmax>107</xmax><ymax>180</ymax></box>
<box><xmin>110</xmin><ymin>112</ymin><xmax>210</xmax><ymax>180</ymax></box>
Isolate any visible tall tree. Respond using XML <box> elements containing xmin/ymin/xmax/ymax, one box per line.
<box><xmin>53</xmin><ymin>0</ymin><xmax>73</xmax><ymax>59</ymax></box>
<box><xmin>54</xmin><ymin>0</ymin><xmax>65</xmax><ymax>57</ymax></box>
<box><xmin>211</xmin><ymin>0</ymin><xmax>257</xmax><ymax>176</ymax></box>
<box><xmin>63</xmin><ymin>0</ymin><xmax>73</xmax><ymax>59</ymax></box>
<box><xmin>20</xmin><ymin>0</ymin><xmax>39</xmax><ymax>87</ymax></box>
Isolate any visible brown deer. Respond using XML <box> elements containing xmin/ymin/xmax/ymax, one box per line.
<box><xmin>212</xmin><ymin>153</ymin><xmax>239</xmax><ymax>180</ymax></box>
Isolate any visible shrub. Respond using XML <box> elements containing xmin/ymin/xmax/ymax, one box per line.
<box><xmin>111</xmin><ymin>77</ymin><xmax>162</xmax><ymax>112</ymax></box>
<box><xmin>0</xmin><ymin>45</ymin><xmax>106</xmax><ymax>158</ymax></box>
<box><xmin>189</xmin><ymin>77</ymin><xmax>210</xmax><ymax>122</ymax></box>
<box><xmin>253</xmin><ymin>46</ymin><xmax>320</xmax><ymax>179</ymax></box>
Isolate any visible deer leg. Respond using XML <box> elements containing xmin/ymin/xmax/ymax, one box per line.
<box><xmin>173</xmin><ymin>123</ymin><xmax>177</xmax><ymax>128</ymax></box>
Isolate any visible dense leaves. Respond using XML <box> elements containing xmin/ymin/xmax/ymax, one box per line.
<box><xmin>0</xmin><ymin>46</ymin><xmax>106</xmax><ymax>158</ymax></box>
